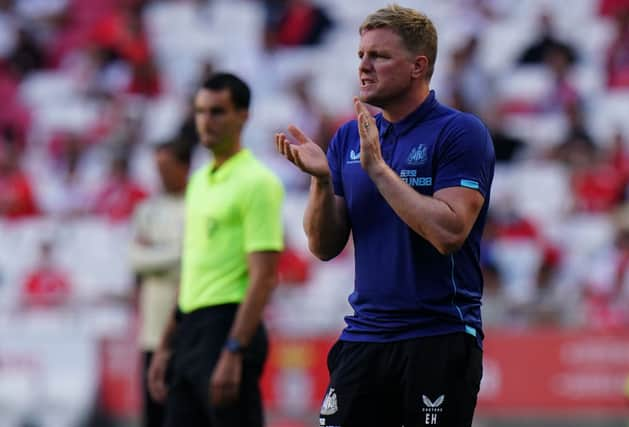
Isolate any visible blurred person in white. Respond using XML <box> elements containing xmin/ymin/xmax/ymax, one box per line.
<box><xmin>550</xmin><ymin>101</ymin><xmax>597</xmax><ymax>170</ymax></box>
<box><xmin>289</xmin><ymin>74</ymin><xmax>324</xmax><ymax>144</ymax></box>
<box><xmin>538</xmin><ymin>43</ymin><xmax>580</xmax><ymax>113</ymax></box>
<box><xmin>129</xmin><ymin>139</ymin><xmax>191</xmax><ymax>427</ymax></box>
<box><xmin>455</xmin><ymin>0</ymin><xmax>507</xmax><ymax>31</ymax></box>
<box><xmin>481</xmin><ymin>104</ymin><xmax>526</xmax><ymax>163</ymax></box>
<box><xmin>444</xmin><ymin>35</ymin><xmax>493</xmax><ymax>116</ymax></box>
<box><xmin>501</xmin><ymin>12</ymin><xmax>581</xmax><ymax>115</ymax></box>
<box><xmin>264</xmin><ymin>74</ymin><xmax>330</xmax><ymax>192</ymax></box>
<box><xmin>481</xmin><ymin>200</ymin><xmax>565</xmax><ymax>328</ymax></box>
<box><xmin>39</xmin><ymin>132</ymin><xmax>93</xmax><ymax>219</ymax></box>
<box><xmin>582</xmin><ymin>203</ymin><xmax>629</xmax><ymax>330</ymax></box>
<box><xmin>0</xmin><ymin>0</ymin><xmax>17</xmax><ymax>60</ymax></box>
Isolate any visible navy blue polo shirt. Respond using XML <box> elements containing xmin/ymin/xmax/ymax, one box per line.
<box><xmin>327</xmin><ymin>90</ymin><xmax>495</xmax><ymax>347</ymax></box>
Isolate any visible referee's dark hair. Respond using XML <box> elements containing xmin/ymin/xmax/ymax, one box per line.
<box><xmin>202</xmin><ymin>72</ymin><xmax>251</xmax><ymax>111</ymax></box>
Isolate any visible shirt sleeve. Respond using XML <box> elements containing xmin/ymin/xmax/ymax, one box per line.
<box><xmin>128</xmin><ymin>200</ymin><xmax>182</xmax><ymax>274</ymax></box>
<box><xmin>242</xmin><ymin>171</ymin><xmax>285</xmax><ymax>253</ymax></box>
<box><xmin>433</xmin><ymin>113</ymin><xmax>495</xmax><ymax>198</ymax></box>
<box><xmin>326</xmin><ymin>127</ymin><xmax>345</xmax><ymax>197</ymax></box>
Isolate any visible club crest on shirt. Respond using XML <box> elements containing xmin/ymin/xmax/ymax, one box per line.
<box><xmin>407</xmin><ymin>144</ymin><xmax>427</xmax><ymax>165</ymax></box>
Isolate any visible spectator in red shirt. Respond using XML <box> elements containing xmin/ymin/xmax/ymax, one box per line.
<box><xmin>571</xmin><ymin>161</ymin><xmax>626</xmax><ymax>213</ymax></box>
<box><xmin>263</xmin><ymin>0</ymin><xmax>333</xmax><ymax>51</ymax></box>
<box><xmin>89</xmin><ymin>1</ymin><xmax>150</xmax><ymax>66</ymax></box>
<box><xmin>0</xmin><ymin>139</ymin><xmax>39</xmax><ymax>219</ymax></box>
<box><xmin>87</xmin><ymin>0</ymin><xmax>161</xmax><ymax>97</ymax></box>
<box><xmin>127</xmin><ymin>58</ymin><xmax>161</xmax><ymax>97</ymax></box>
<box><xmin>92</xmin><ymin>154</ymin><xmax>148</xmax><ymax>222</ymax></box>
<box><xmin>21</xmin><ymin>241</ymin><xmax>72</xmax><ymax>309</ymax></box>
<box><xmin>278</xmin><ymin>244</ymin><xmax>311</xmax><ymax>285</ymax></box>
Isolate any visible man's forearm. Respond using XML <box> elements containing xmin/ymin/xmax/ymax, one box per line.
<box><xmin>227</xmin><ymin>252</ymin><xmax>280</xmax><ymax>347</ymax></box>
<box><xmin>129</xmin><ymin>243</ymin><xmax>181</xmax><ymax>274</ymax></box>
<box><xmin>156</xmin><ymin>308</ymin><xmax>179</xmax><ymax>352</ymax></box>
<box><xmin>303</xmin><ymin>176</ymin><xmax>349</xmax><ymax>261</ymax></box>
<box><xmin>368</xmin><ymin>163</ymin><xmax>482</xmax><ymax>255</ymax></box>
<box><xmin>227</xmin><ymin>277</ymin><xmax>275</xmax><ymax>347</ymax></box>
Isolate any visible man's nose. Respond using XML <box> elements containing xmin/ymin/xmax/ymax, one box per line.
<box><xmin>196</xmin><ymin>116</ymin><xmax>210</xmax><ymax>131</ymax></box>
<box><xmin>199</xmin><ymin>112</ymin><xmax>213</xmax><ymax>123</ymax></box>
<box><xmin>359</xmin><ymin>57</ymin><xmax>372</xmax><ymax>72</ymax></box>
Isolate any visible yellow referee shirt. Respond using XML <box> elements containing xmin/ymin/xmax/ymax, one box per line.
<box><xmin>179</xmin><ymin>149</ymin><xmax>284</xmax><ymax>313</ymax></box>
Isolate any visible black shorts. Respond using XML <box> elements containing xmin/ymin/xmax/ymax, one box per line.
<box><xmin>164</xmin><ymin>304</ymin><xmax>268</xmax><ymax>427</ymax></box>
<box><xmin>319</xmin><ymin>333</ymin><xmax>482</xmax><ymax>427</ymax></box>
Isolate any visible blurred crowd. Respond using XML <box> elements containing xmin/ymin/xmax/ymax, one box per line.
<box><xmin>1</xmin><ymin>0</ymin><xmax>629</xmax><ymax>335</ymax></box>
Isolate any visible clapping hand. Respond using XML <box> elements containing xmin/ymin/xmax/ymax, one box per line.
<box><xmin>275</xmin><ymin>125</ymin><xmax>331</xmax><ymax>180</ymax></box>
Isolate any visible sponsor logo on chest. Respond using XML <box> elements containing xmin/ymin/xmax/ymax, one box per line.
<box><xmin>400</xmin><ymin>169</ymin><xmax>432</xmax><ymax>187</ymax></box>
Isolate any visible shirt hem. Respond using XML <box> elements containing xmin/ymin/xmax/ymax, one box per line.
<box><xmin>339</xmin><ymin>324</ymin><xmax>483</xmax><ymax>348</ymax></box>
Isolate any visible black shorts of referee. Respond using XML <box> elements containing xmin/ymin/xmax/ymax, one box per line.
<box><xmin>319</xmin><ymin>332</ymin><xmax>482</xmax><ymax>427</ymax></box>
<box><xmin>164</xmin><ymin>303</ymin><xmax>268</xmax><ymax>427</ymax></box>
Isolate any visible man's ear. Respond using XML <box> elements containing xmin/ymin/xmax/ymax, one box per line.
<box><xmin>238</xmin><ymin>109</ymin><xmax>249</xmax><ymax>124</ymax></box>
<box><xmin>412</xmin><ymin>55</ymin><xmax>429</xmax><ymax>79</ymax></box>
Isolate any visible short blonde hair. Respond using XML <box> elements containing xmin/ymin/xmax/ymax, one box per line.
<box><xmin>359</xmin><ymin>4</ymin><xmax>438</xmax><ymax>80</ymax></box>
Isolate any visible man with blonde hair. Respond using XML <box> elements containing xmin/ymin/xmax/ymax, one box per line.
<box><xmin>276</xmin><ymin>4</ymin><xmax>494</xmax><ymax>426</ymax></box>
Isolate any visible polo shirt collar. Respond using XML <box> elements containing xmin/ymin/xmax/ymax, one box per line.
<box><xmin>377</xmin><ymin>90</ymin><xmax>438</xmax><ymax>137</ymax></box>
<box><xmin>207</xmin><ymin>148</ymin><xmax>251</xmax><ymax>183</ymax></box>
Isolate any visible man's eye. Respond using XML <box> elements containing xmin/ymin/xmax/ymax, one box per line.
<box><xmin>211</xmin><ymin>107</ymin><xmax>226</xmax><ymax>115</ymax></box>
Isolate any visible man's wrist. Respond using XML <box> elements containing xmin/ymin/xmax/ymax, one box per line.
<box><xmin>224</xmin><ymin>337</ymin><xmax>246</xmax><ymax>354</ymax></box>
<box><xmin>156</xmin><ymin>345</ymin><xmax>171</xmax><ymax>356</ymax></box>
<box><xmin>367</xmin><ymin>160</ymin><xmax>389</xmax><ymax>181</ymax></box>
<box><xmin>312</xmin><ymin>175</ymin><xmax>332</xmax><ymax>188</ymax></box>
<box><xmin>157</xmin><ymin>334</ymin><xmax>175</xmax><ymax>354</ymax></box>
